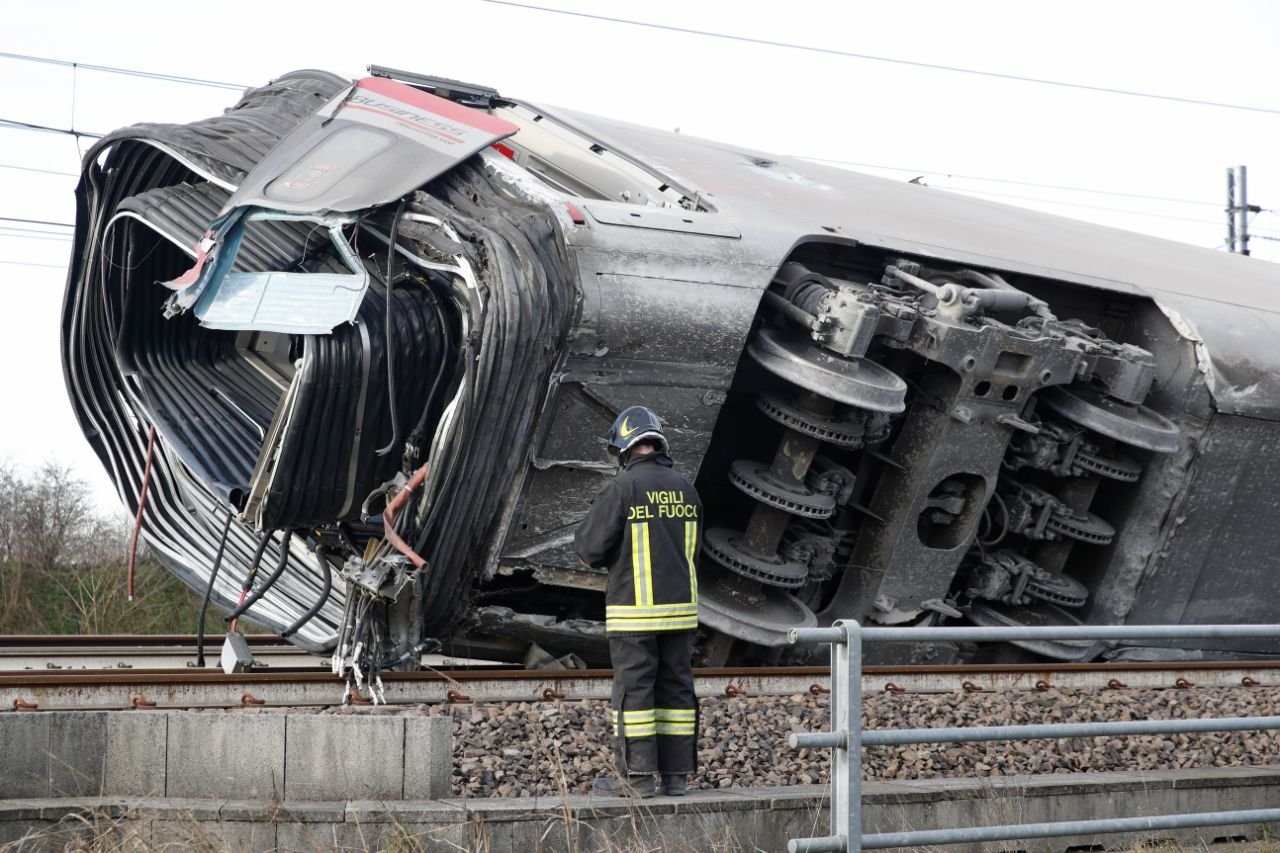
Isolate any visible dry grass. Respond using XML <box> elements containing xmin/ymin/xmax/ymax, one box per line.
<box><xmin>0</xmin><ymin>794</ymin><xmax>756</xmax><ymax>852</ymax></box>
<box><xmin>3</xmin><ymin>802</ymin><xmax>1274</xmax><ymax>853</ymax></box>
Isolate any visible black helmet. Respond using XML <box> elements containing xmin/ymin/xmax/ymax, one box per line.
<box><xmin>607</xmin><ymin>406</ymin><xmax>667</xmax><ymax>457</ymax></box>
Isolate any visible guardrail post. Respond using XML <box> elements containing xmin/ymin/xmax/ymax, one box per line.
<box><xmin>834</xmin><ymin>619</ymin><xmax>862</xmax><ymax>853</ymax></box>
<box><xmin>788</xmin><ymin>620</ymin><xmax>863</xmax><ymax>853</ymax></box>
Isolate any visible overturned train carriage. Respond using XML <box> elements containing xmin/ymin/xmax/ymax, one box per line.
<box><xmin>62</xmin><ymin>68</ymin><xmax>1280</xmax><ymax>671</ymax></box>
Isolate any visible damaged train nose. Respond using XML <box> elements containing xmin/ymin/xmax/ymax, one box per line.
<box><xmin>66</xmin><ymin>70</ymin><xmax>578</xmax><ymax>684</ymax></box>
<box><xmin>61</xmin><ymin>66</ymin><xmax>1280</xmax><ymax>682</ymax></box>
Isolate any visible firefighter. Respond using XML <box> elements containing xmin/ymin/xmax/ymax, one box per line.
<box><xmin>574</xmin><ymin>405</ymin><xmax>702</xmax><ymax>798</ymax></box>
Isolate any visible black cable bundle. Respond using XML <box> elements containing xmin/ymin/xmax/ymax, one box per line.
<box><xmin>401</xmin><ymin>162</ymin><xmax>579</xmax><ymax>637</ymax></box>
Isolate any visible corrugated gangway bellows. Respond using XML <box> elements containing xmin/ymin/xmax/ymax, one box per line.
<box><xmin>59</xmin><ymin>66</ymin><xmax>1280</xmax><ymax>694</ymax></box>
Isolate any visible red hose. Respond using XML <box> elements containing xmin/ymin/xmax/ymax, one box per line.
<box><xmin>126</xmin><ymin>425</ymin><xmax>157</xmax><ymax>602</ymax></box>
<box><xmin>383</xmin><ymin>463</ymin><xmax>429</xmax><ymax>568</ymax></box>
<box><xmin>229</xmin><ymin>587</ymin><xmax>250</xmax><ymax>633</ymax></box>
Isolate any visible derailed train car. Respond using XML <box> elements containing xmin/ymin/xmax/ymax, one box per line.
<box><xmin>61</xmin><ymin>67</ymin><xmax>1280</xmax><ymax>682</ymax></box>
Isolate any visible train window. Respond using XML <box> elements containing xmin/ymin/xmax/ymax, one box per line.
<box><xmin>491</xmin><ymin>103</ymin><xmax>702</xmax><ymax>210</ymax></box>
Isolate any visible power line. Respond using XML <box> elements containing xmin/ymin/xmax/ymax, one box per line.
<box><xmin>0</xmin><ymin>117</ymin><xmax>103</xmax><ymax>139</ymax></box>
<box><xmin>0</xmin><ymin>224</ymin><xmax>72</xmax><ymax>236</ymax></box>
<box><xmin>0</xmin><ymin>162</ymin><xmax>78</xmax><ymax>178</ymax></box>
<box><xmin>0</xmin><ymin>228</ymin><xmax>72</xmax><ymax>242</ymax></box>
<box><xmin>797</xmin><ymin>157</ymin><xmax>1221</xmax><ymax>207</ymax></box>
<box><xmin>0</xmin><ymin>51</ymin><xmax>247</xmax><ymax>91</ymax></box>
<box><xmin>939</xmin><ymin>187</ymin><xmax>1223</xmax><ymax>226</ymax></box>
<box><xmin>484</xmin><ymin>2</ymin><xmax>1280</xmax><ymax>116</ymax></box>
<box><xmin>0</xmin><ymin>216</ymin><xmax>74</xmax><ymax>229</ymax></box>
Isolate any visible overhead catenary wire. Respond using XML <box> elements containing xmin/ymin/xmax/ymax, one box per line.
<box><xmin>935</xmin><ymin>187</ymin><xmax>1225</xmax><ymax>226</ymax></box>
<box><xmin>0</xmin><ymin>117</ymin><xmax>104</xmax><ymax>139</ymax></box>
<box><xmin>0</xmin><ymin>161</ymin><xmax>78</xmax><ymax>178</ymax></box>
<box><xmin>0</xmin><ymin>51</ymin><xmax>249</xmax><ymax>91</ymax></box>
<box><xmin>795</xmin><ymin>157</ymin><xmax>1223</xmax><ymax>208</ymax></box>
<box><xmin>483</xmin><ymin>1</ymin><xmax>1280</xmax><ymax>116</ymax></box>
<box><xmin>0</xmin><ymin>215</ymin><xmax>73</xmax><ymax>229</ymax></box>
<box><xmin>0</xmin><ymin>229</ymin><xmax>72</xmax><ymax>242</ymax></box>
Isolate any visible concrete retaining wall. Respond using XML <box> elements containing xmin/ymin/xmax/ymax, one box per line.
<box><xmin>2</xmin><ymin>768</ymin><xmax>1280</xmax><ymax>852</ymax></box>
<box><xmin>0</xmin><ymin>711</ymin><xmax>450</xmax><ymax>802</ymax></box>
<box><xmin>3</xmin><ymin>710</ymin><xmax>1280</xmax><ymax>851</ymax></box>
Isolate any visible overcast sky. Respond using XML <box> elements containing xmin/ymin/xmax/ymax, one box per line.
<box><xmin>3</xmin><ymin>0</ymin><xmax>1278</xmax><ymax>509</ymax></box>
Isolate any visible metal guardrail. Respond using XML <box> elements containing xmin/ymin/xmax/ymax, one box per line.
<box><xmin>786</xmin><ymin>621</ymin><xmax>1280</xmax><ymax>853</ymax></box>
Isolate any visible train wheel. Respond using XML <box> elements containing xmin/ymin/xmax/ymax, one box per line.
<box><xmin>698</xmin><ymin>317</ymin><xmax>907</xmax><ymax>659</ymax></box>
<box><xmin>1040</xmin><ymin>385</ymin><xmax>1180</xmax><ymax>452</ymax></box>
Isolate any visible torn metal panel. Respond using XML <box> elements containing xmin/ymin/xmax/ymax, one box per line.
<box><xmin>191</xmin><ymin>212</ymin><xmax>369</xmax><ymax>335</ymax></box>
<box><xmin>1148</xmin><ymin>291</ymin><xmax>1280</xmax><ymax>417</ymax></box>
<box><xmin>162</xmin><ymin>76</ymin><xmax>519</xmax><ymax>331</ymax></box>
<box><xmin>97</xmin><ymin>71</ymin><xmax>353</xmax><ymax>189</ymax></box>
<box><xmin>228</xmin><ymin>76</ymin><xmax>519</xmax><ymax>215</ymax></box>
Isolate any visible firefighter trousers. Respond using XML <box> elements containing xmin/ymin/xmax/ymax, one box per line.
<box><xmin>608</xmin><ymin>631</ymin><xmax>697</xmax><ymax>776</ymax></box>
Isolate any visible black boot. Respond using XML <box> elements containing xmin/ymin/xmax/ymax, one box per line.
<box><xmin>591</xmin><ymin>774</ymin><xmax>656</xmax><ymax>799</ymax></box>
<box><xmin>661</xmin><ymin>774</ymin><xmax>688</xmax><ymax>796</ymax></box>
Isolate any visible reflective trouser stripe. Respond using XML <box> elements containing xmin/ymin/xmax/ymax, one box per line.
<box><xmin>655</xmin><ymin>707</ymin><xmax>696</xmax><ymax>735</ymax></box>
<box><xmin>613</xmin><ymin>708</ymin><xmax>657</xmax><ymax>738</ymax></box>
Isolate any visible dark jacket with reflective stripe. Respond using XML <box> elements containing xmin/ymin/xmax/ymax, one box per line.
<box><xmin>574</xmin><ymin>452</ymin><xmax>702</xmax><ymax>633</ymax></box>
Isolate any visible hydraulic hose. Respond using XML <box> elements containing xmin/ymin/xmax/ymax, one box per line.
<box><xmin>195</xmin><ymin>508</ymin><xmax>235</xmax><ymax>668</ymax></box>
<box><xmin>281</xmin><ymin>544</ymin><xmax>334</xmax><ymax>639</ymax></box>
<box><xmin>226</xmin><ymin>528</ymin><xmax>276</xmax><ymax>634</ymax></box>
<box><xmin>227</xmin><ymin>530</ymin><xmax>293</xmax><ymax>624</ymax></box>
<box><xmin>376</xmin><ymin>197</ymin><xmax>411</xmax><ymax>457</ymax></box>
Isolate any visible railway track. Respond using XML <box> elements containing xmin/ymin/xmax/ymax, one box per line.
<box><xmin>0</xmin><ymin>634</ymin><xmax>322</xmax><ymax>671</ymax></box>
<box><xmin>4</xmin><ymin>636</ymin><xmax>1280</xmax><ymax>712</ymax></box>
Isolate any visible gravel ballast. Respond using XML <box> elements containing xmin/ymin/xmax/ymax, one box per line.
<box><xmin>420</xmin><ymin>686</ymin><xmax>1280</xmax><ymax>797</ymax></box>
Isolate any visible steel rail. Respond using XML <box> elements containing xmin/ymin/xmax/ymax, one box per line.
<box><xmin>0</xmin><ymin>635</ymin><xmax>317</xmax><ymax>672</ymax></box>
<box><xmin>0</xmin><ymin>634</ymin><xmax>289</xmax><ymax>647</ymax></box>
<box><xmin>3</xmin><ymin>657</ymin><xmax>1280</xmax><ymax>712</ymax></box>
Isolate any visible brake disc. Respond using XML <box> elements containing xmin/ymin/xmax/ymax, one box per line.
<box><xmin>1045</xmin><ymin>508</ymin><xmax>1115</xmax><ymax>545</ymax></box>
<box><xmin>1074</xmin><ymin>446</ymin><xmax>1142</xmax><ymax>482</ymax></box>
<box><xmin>748</xmin><ymin>327</ymin><xmax>907</xmax><ymax>413</ymax></box>
<box><xmin>757</xmin><ymin>392</ymin><xmax>868</xmax><ymax>448</ymax></box>
<box><xmin>1025</xmin><ymin>568</ymin><xmax>1089</xmax><ymax>608</ymax></box>
<box><xmin>728</xmin><ymin>460</ymin><xmax>836</xmax><ymax>519</ymax></box>
<box><xmin>702</xmin><ymin>527</ymin><xmax>809</xmax><ymax>588</ymax></box>
<box><xmin>1040</xmin><ymin>385</ymin><xmax>1179</xmax><ymax>453</ymax></box>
